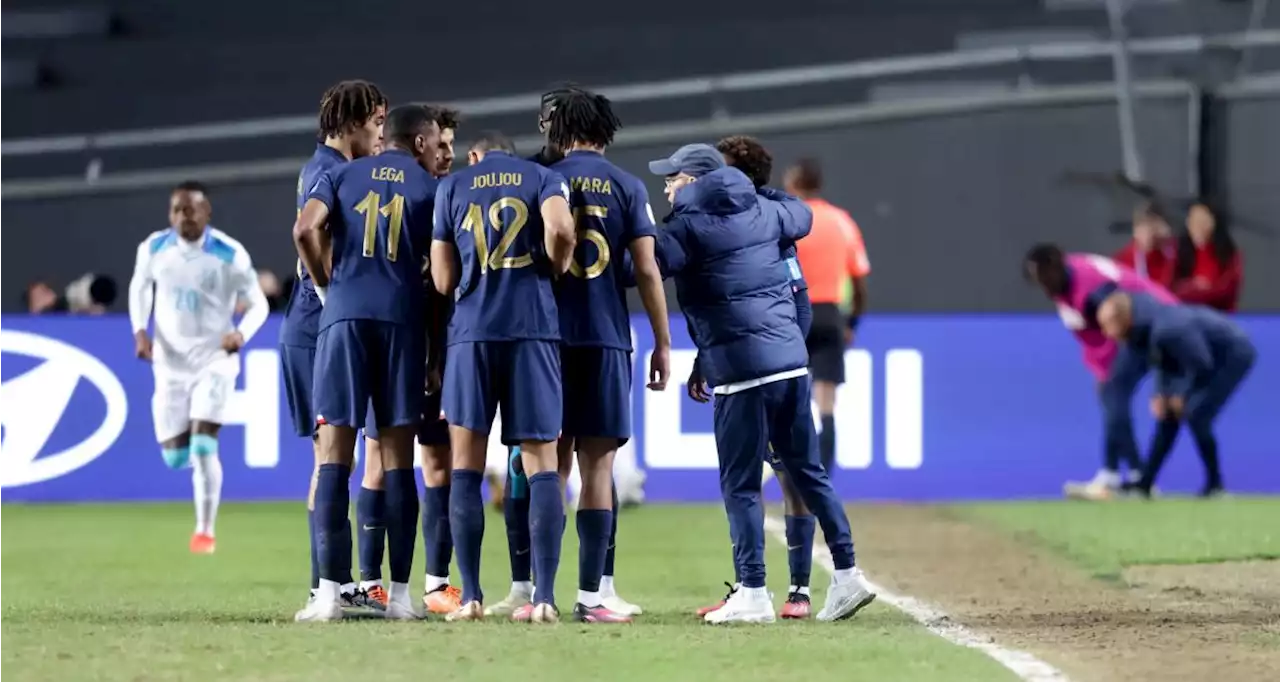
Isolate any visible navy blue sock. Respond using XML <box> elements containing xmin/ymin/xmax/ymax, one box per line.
<box><xmin>356</xmin><ymin>487</ymin><xmax>386</xmax><ymax>582</ymax></box>
<box><xmin>602</xmin><ymin>481</ymin><xmax>619</xmax><ymax>577</ymax></box>
<box><xmin>450</xmin><ymin>470</ymin><xmax>485</xmax><ymax>604</ymax></box>
<box><xmin>314</xmin><ymin>464</ymin><xmax>352</xmax><ymax>585</ymax></box>
<box><xmin>422</xmin><ymin>484</ymin><xmax>453</xmax><ymax>579</ymax></box>
<box><xmin>528</xmin><ymin>471</ymin><xmax>564</xmax><ymax>606</ymax></box>
<box><xmin>383</xmin><ymin>469</ymin><xmax>419</xmax><ymax>585</ymax></box>
<box><xmin>785</xmin><ymin>514</ymin><xmax>816</xmax><ymax>589</ymax></box>
<box><xmin>577</xmin><ymin>509</ymin><xmax>612</xmax><ymax>594</ymax></box>
<box><xmin>819</xmin><ymin>415</ymin><xmax>836</xmax><ymax>478</ymax></box>
<box><xmin>503</xmin><ymin>466</ymin><xmax>532</xmax><ymax>582</ymax></box>
<box><xmin>308</xmin><ymin>509</ymin><xmax>320</xmax><ymax>590</ymax></box>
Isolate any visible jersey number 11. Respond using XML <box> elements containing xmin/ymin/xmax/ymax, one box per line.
<box><xmin>355</xmin><ymin>191</ymin><xmax>405</xmax><ymax>262</ymax></box>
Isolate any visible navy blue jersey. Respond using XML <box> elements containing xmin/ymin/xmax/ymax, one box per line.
<box><xmin>550</xmin><ymin>150</ymin><xmax>657</xmax><ymax>349</ymax></box>
<box><xmin>281</xmin><ymin>143</ymin><xmax>348</xmax><ymax>346</ymax></box>
<box><xmin>308</xmin><ymin>149</ymin><xmax>437</xmax><ymax>330</ymax></box>
<box><xmin>433</xmin><ymin>151</ymin><xmax>569</xmax><ymax>343</ymax></box>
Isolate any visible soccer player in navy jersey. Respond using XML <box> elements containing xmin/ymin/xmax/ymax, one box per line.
<box><xmin>280</xmin><ymin>80</ymin><xmax>387</xmax><ymax>616</ymax></box>
<box><xmin>543</xmin><ymin>90</ymin><xmax>670</xmax><ymax>623</ymax></box>
<box><xmin>291</xmin><ymin>104</ymin><xmax>443</xmax><ymax>622</ymax></box>
<box><xmin>431</xmin><ymin>131</ymin><xmax>576</xmax><ymax>623</ymax></box>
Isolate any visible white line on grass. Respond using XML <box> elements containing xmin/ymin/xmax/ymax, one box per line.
<box><xmin>762</xmin><ymin>515</ymin><xmax>1071</xmax><ymax>682</ymax></box>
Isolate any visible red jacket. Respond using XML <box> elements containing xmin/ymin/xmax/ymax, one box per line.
<box><xmin>1171</xmin><ymin>245</ymin><xmax>1242</xmax><ymax>312</ymax></box>
<box><xmin>1113</xmin><ymin>238</ymin><xmax>1176</xmax><ymax>288</ymax></box>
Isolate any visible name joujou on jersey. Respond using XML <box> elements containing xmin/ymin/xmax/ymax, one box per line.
<box><xmin>469</xmin><ymin>172</ymin><xmax>522</xmax><ymax>189</ymax></box>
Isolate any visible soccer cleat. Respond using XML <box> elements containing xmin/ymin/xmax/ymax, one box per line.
<box><xmin>530</xmin><ymin>603</ymin><xmax>559</xmax><ymax>624</ymax></box>
<box><xmin>816</xmin><ymin>570</ymin><xmax>877</xmax><ymax>622</ymax></box>
<box><xmin>445</xmin><ymin>600</ymin><xmax>484</xmax><ymax>622</ymax></box>
<box><xmin>696</xmin><ymin>582</ymin><xmax>737</xmax><ymax>617</ymax></box>
<box><xmin>422</xmin><ymin>584</ymin><xmax>463</xmax><ymax>615</ymax></box>
<box><xmin>294</xmin><ymin>596</ymin><xmax>344</xmax><ymax>622</ymax></box>
<box><xmin>1064</xmin><ymin>480</ymin><xmax>1119</xmax><ymax>501</ymax></box>
<box><xmin>572</xmin><ymin>603</ymin><xmax>632</xmax><ymax>623</ymax></box>
<box><xmin>484</xmin><ymin>587</ymin><xmax>532</xmax><ymax>617</ymax></box>
<box><xmin>386</xmin><ymin>598</ymin><xmax>425</xmax><ymax>621</ymax></box>
<box><xmin>510</xmin><ymin>603</ymin><xmax>534</xmax><ymax>622</ymax></box>
<box><xmin>601</xmin><ymin>593</ymin><xmax>642</xmax><ymax>617</ymax></box>
<box><xmin>1199</xmin><ymin>483</ymin><xmax>1226</xmax><ymax>499</ymax></box>
<box><xmin>189</xmin><ymin>533</ymin><xmax>216</xmax><ymax>554</ymax></box>
<box><xmin>704</xmin><ymin>590</ymin><xmax>775</xmax><ymax>624</ymax></box>
<box><xmin>348</xmin><ymin>586</ymin><xmax>388</xmax><ymax>612</ymax></box>
<box><xmin>780</xmin><ymin>591</ymin><xmax>811</xmax><ymax>619</ymax></box>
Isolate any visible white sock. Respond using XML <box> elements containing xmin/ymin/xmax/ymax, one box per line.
<box><xmin>341</xmin><ymin>582</ymin><xmax>357</xmax><ymax>596</ymax></box>
<box><xmin>578</xmin><ymin>590</ymin><xmax>601</xmax><ymax>608</ymax></box>
<box><xmin>389</xmin><ymin>581</ymin><xmax>411</xmax><ymax>605</ymax></box>
<box><xmin>512</xmin><ymin>580</ymin><xmax>533</xmax><ymax>597</ymax></box>
<box><xmin>599</xmin><ymin>575</ymin><xmax>615</xmax><ymax>596</ymax></box>
<box><xmin>793</xmin><ymin>585</ymin><xmax>811</xmax><ymax>596</ymax></box>
<box><xmin>425</xmin><ymin>574</ymin><xmax>450</xmax><ymax>592</ymax></box>
<box><xmin>191</xmin><ymin>454</ymin><xmax>223</xmax><ymax>536</ymax></box>
<box><xmin>832</xmin><ymin>567</ymin><xmax>861</xmax><ymax>585</ymax></box>
<box><xmin>318</xmin><ymin>579</ymin><xmax>342</xmax><ymax>603</ymax></box>
<box><xmin>742</xmin><ymin>586</ymin><xmax>768</xmax><ymax>601</ymax></box>
<box><xmin>359</xmin><ymin>579</ymin><xmax>382</xmax><ymax>591</ymax></box>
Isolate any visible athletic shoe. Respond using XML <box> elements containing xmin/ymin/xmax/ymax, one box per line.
<box><xmin>422</xmin><ymin>585</ymin><xmax>462</xmax><ymax>614</ymax></box>
<box><xmin>816</xmin><ymin>570</ymin><xmax>877</xmax><ymax>622</ymax></box>
<box><xmin>484</xmin><ymin>587</ymin><xmax>532</xmax><ymax>617</ymax></box>
<box><xmin>601</xmin><ymin>593</ymin><xmax>642</xmax><ymax>617</ymax></box>
<box><xmin>446</xmin><ymin>600</ymin><xmax>484</xmax><ymax>622</ymax></box>
<box><xmin>780</xmin><ymin>592</ymin><xmax>811</xmax><ymax>619</ymax></box>
<box><xmin>347</xmin><ymin>586</ymin><xmax>387</xmax><ymax>612</ymax></box>
<box><xmin>511</xmin><ymin>603</ymin><xmax>534</xmax><ymax>623</ymax></box>
<box><xmin>294</xmin><ymin>596</ymin><xmax>344</xmax><ymax>622</ymax></box>
<box><xmin>530</xmin><ymin>603</ymin><xmax>559</xmax><ymax>624</ymax></box>
<box><xmin>705</xmin><ymin>589</ymin><xmax>775</xmax><ymax>624</ymax></box>
<box><xmin>189</xmin><ymin>533</ymin><xmax>216</xmax><ymax>554</ymax></box>
<box><xmin>386</xmin><ymin>596</ymin><xmax>425</xmax><ymax>621</ymax></box>
<box><xmin>1199</xmin><ymin>483</ymin><xmax>1226</xmax><ymax>498</ymax></box>
<box><xmin>572</xmin><ymin>603</ymin><xmax>633</xmax><ymax>623</ymax></box>
<box><xmin>696</xmin><ymin>582</ymin><xmax>737</xmax><ymax>617</ymax></box>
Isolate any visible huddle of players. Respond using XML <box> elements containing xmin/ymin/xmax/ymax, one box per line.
<box><xmin>284</xmin><ymin>79</ymin><xmax>672</xmax><ymax>623</ymax></box>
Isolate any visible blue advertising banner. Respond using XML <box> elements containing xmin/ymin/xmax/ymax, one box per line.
<box><xmin>2</xmin><ymin>314</ymin><xmax>1277</xmax><ymax>503</ymax></box>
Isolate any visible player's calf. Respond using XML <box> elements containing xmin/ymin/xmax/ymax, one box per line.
<box><xmin>520</xmin><ymin>440</ymin><xmax>564</xmax><ymax>611</ymax></box>
<box><xmin>570</xmin><ymin>437</ymin><xmax>630</xmax><ymax>622</ymax></box>
<box><xmin>355</xmin><ymin>436</ymin><xmax>388</xmax><ymax>608</ymax></box>
<box><xmin>448</xmin><ymin>425</ymin><xmax>491</xmax><ymax>611</ymax></box>
<box><xmin>778</xmin><ymin>470</ymin><xmax>815</xmax><ymax>619</ymax></box>
<box><xmin>374</xmin><ymin>425</ymin><xmax>422</xmax><ymax>619</ymax></box>
<box><xmin>419</xmin><ymin>441</ymin><xmax>461</xmax><ymax>614</ymax></box>
<box><xmin>187</xmin><ymin>424</ymin><xmax>224</xmax><ymax>554</ymax></box>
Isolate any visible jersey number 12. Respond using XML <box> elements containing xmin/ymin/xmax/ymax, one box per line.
<box><xmin>355</xmin><ymin>191</ymin><xmax>405</xmax><ymax>262</ymax></box>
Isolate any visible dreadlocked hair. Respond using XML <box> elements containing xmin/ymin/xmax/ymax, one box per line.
<box><xmin>716</xmin><ymin>136</ymin><xmax>773</xmax><ymax>189</ymax></box>
<box><xmin>318</xmin><ymin>80</ymin><xmax>388</xmax><ymax>139</ymax></box>
<box><xmin>547</xmin><ymin>90</ymin><xmax>622</xmax><ymax>151</ymax></box>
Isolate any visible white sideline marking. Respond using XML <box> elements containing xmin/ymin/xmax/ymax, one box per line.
<box><xmin>763</xmin><ymin>515</ymin><xmax>1070</xmax><ymax>682</ymax></box>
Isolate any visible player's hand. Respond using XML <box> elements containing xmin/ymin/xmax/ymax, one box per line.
<box><xmin>134</xmin><ymin>331</ymin><xmax>153</xmax><ymax>362</ymax></box>
<box><xmin>221</xmin><ymin>331</ymin><xmax>246</xmax><ymax>353</ymax></box>
<box><xmin>1150</xmin><ymin>395</ymin><xmax>1168</xmax><ymax>419</ymax></box>
<box><xmin>1166</xmin><ymin>395</ymin><xmax>1185</xmax><ymax>418</ymax></box>
<box><xmin>687</xmin><ymin>366</ymin><xmax>710</xmax><ymax>403</ymax></box>
<box><xmin>647</xmin><ymin>345</ymin><xmax>670</xmax><ymax>391</ymax></box>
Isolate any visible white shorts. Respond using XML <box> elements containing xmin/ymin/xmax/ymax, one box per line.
<box><xmin>151</xmin><ymin>362</ymin><xmax>239</xmax><ymax>443</ymax></box>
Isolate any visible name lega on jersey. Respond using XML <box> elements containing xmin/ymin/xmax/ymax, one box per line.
<box><xmin>371</xmin><ymin>166</ymin><xmax>406</xmax><ymax>183</ymax></box>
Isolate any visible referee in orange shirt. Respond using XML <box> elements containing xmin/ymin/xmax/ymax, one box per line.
<box><xmin>784</xmin><ymin>159</ymin><xmax>871</xmax><ymax>477</ymax></box>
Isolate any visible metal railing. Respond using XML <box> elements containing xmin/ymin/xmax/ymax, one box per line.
<box><xmin>3</xmin><ymin>29</ymin><xmax>1279</xmax><ymax>158</ymax></box>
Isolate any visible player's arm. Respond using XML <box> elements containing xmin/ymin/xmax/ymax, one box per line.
<box><xmin>758</xmin><ymin>185</ymin><xmax>813</xmax><ymax>242</ymax></box>
<box><xmin>127</xmin><ymin>239</ymin><xmax>156</xmax><ymax>360</ymax></box>
<box><xmin>539</xmin><ymin>171</ymin><xmax>576</xmax><ymax>275</ymax></box>
<box><xmin>294</xmin><ymin>169</ymin><xmax>338</xmax><ymax>298</ymax></box>
<box><xmin>626</xmin><ymin>184</ymin><xmax>671</xmax><ymax>389</ymax></box>
<box><xmin>430</xmin><ymin>181</ymin><xmax>460</xmax><ymax>295</ymax></box>
<box><xmin>225</xmin><ymin>245</ymin><xmax>269</xmax><ymax>352</ymax></box>
<box><xmin>1155</xmin><ymin>322</ymin><xmax>1214</xmax><ymax>400</ymax></box>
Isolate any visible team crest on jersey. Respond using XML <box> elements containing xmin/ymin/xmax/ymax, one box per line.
<box><xmin>200</xmin><ymin>270</ymin><xmax>219</xmax><ymax>293</ymax></box>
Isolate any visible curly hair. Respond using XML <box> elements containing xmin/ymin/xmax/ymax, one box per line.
<box><xmin>716</xmin><ymin>136</ymin><xmax>772</xmax><ymax>189</ymax></box>
<box><xmin>547</xmin><ymin>89</ymin><xmax>621</xmax><ymax>150</ymax></box>
<box><xmin>318</xmin><ymin>80</ymin><xmax>388</xmax><ymax>139</ymax></box>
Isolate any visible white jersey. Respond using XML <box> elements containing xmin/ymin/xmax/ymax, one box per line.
<box><xmin>128</xmin><ymin>227</ymin><xmax>268</xmax><ymax>374</ymax></box>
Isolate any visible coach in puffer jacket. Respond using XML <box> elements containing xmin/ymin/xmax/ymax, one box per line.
<box><xmin>647</xmin><ymin>144</ymin><xmax>812</xmax><ymax>389</ymax></box>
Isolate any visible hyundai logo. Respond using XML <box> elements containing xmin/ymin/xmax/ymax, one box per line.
<box><xmin>1</xmin><ymin>330</ymin><xmax>128</xmax><ymax>487</ymax></box>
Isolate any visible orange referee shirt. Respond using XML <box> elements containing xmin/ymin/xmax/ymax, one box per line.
<box><xmin>795</xmin><ymin>198</ymin><xmax>869</xmax><ymax>305</ymax></box>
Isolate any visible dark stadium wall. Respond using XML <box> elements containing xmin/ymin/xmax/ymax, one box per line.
<box><xmin>5</xmin><ymin>99</ymin><xmax>1279</xmax><ymax>313</ymax></box>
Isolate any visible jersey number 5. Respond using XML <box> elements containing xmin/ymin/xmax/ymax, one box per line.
<box><xmin>461</xmin><ymin>198</ymin><xmax>533</xmax><ymax>273</ymax></box>
<box><xmin>355</xmin><ymin>191</ymin><xmax>405</xmax><ymax>262</ymax></box>
<box><xmin>570</xmin><ymin>205</ymin><xmax>611</xmax><ymax>279</ymax></box>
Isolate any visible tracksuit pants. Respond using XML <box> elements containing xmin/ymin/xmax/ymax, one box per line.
<box><xmin>1099</xmin><ymin>344</ymin><xmax>1148</xmax><ymax>475</ymax></box>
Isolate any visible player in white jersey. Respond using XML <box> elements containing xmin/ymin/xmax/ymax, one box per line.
<box><xmin>127</xmin><ymin>181</ymin><xmax>269</xmax><ymax>554</ymax></box>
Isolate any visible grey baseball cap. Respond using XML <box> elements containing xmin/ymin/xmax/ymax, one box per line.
<box><xmin>648</xmin><ymin>143</ymin><xmax>726</xmax><ymax>178</ymax></box>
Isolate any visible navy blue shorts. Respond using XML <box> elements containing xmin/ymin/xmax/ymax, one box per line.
<box><xmin>364</xmin><ymin>388</ymin><xmax>447</xmax><ymax>445</ymax></box>
<box><xmin>280</xmin><ymin>344</ymin><xmax>317</xmax><ymax>438</ymax></box>
<box><xmin>314</xmin><ymin>320</ymin><xmax>424</xmax><ymax>430</ymax></box>
<box><xmin>443</xmin><ymin>340</ymin><xmax>561</xmax><ymax>446</ymax></box>
<box><xmin>561</xmin><ymin>346</ymin><xmax>631</xmax><ymax>443</ymax></box>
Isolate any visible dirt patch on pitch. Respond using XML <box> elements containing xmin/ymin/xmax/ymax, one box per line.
<box><xmin>851</xmin><ymin>505</ymin><xmax>1280</xmax><ymax>681</ymax></box>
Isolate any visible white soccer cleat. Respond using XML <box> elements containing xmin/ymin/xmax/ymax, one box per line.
<box><xmin>385</xmin><ymin>598</ymin><xmax>425</xmax><ymax>621</ymax></box>
<box><xmin>530</xmin><ymin>603</ymin><xmax>560</xmax><ymax>624</ymax></box>
<box><xmin>1063</xmin><ymin>469</ymin><xmax>1121</xmax><ymax>500</ymax></box>
<box><xmin>484</xmin><ymin>587</ymin><xmax>532</xmax><ymax>617</ymax></box>
<box><xmin>601</xmin><ymin>593</ymin><xmax>643</xmax><ymax>617</ymax></box>
<box><xmin>446</xmin><ymin>600</ymin><xmax>485</xmax><ymax>622</ymax></box>
<box><xmin>816</xmin><ymin>569</ymin><xmax>877</xmax><ymax>622</ymax></box>
<box><xmin>294</xmin><ymin>596</ymin><xmax>344</xmax><ymax>622</ymax></box>
<box><xmin>704</xmin><ymin>588</ymin><xmax>775</xmax><ymax>624</ymax></box>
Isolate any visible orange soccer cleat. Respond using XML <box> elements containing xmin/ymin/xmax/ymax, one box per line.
<box><xmin>780</xmin><ymin>591</ymin><xmax>811</xmax><ymax>619</ymax></box>
<box><xmin>189</xmin><ymin>533</ymin><xmax>216</xmax><ymax>554</ymax></box>
<box><xmin>363</xmin><ymin>584</ymin><xmax>389</xmax><ymax>609</ymax></box>
<box><xmin>422</xmin><ymin>585</ymin><xmax>462</xmax><ymax>614</ymax></box>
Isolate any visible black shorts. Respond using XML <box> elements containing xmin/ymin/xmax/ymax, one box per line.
<box><xmin>806</xmin><ymin>303</ymin><xmax>847</xmax><ymax>384</ymax></box>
